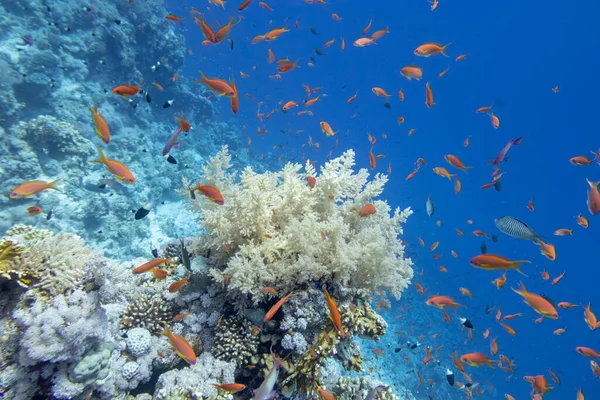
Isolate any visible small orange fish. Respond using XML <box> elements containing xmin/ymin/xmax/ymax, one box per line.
<box><xmin>168</xmin><ymin>275</ymin><xmax>191</xmax><ymax>293</ymax></box>
<box><xmin>161</xmin><ymin>323</ymin><xmax>196</xmax><ymax>364</ymax></box>
<box><xmin>213</xmin><ymin>383</ymin><xmax>246</xmax><ymax>393</ymax></box>
<box><xmin>27</xmin><ymin>206</ymin><xmax>42</xmax><ymax>216</ymax></box>
<box><xmin>414</xmin><ymin>42</ymin><xmax>451</xmax><ymax>57</ymax></box>
<box><xmin>433</xmin><ymin>167</ymin><xmax>456</xmax><ymax>180</ymax></box>
<box><xmin>10</xmin><ymin>179</ymin><xmax>60</xmax><ymax>199</ymax></box>
<box><xmin>90</xmin><ymin>147</ymin><xmax>135</xmax><ymax>184</ymax></box>
<box><xmin>166</xmin><ymin>14</ymin><xmax>183</xmax><ymax>22</ymax></box>
<box><xmin>112</xmin><ymin>84</ymin><xmax>141</xmax><ymax>97</ymax></box>
<box><xmin>88</xmin><ymin>103</ymin><xmax>110</xmax><ymax>144</ymax></box>
<box><xmin>476</xmin><ymin>106</ymin><xmax>491</xmax><ymax>113</ymax></box>
<box><xmin>425</xmin><ymin>82</ymin><xmax>434</xmax><ymax>108</ymax></box>
<box><xmin>372</xmin><ymin>87</ymin><xmax>391</xmax><ymax>98</ymax></box>
<box><xmin>488</xmin><ymin>111</ymin><xmax>500</xmax><ymax>129</ymax></box>
<box><xmin>264</xmin><ymin>292</ymin><xmax>295</xmax><ymax>323</ymax></box>
<box><xmin>151</xmin><ymin>268</ymin><xmax>168</xmax><ymax>280</ymax></box>
<box><xmin>400</xmin><ymin>65</ymin><xmax>423</xmax><ymax>80</ymax></box>
<box><xmin>553</xmin><ymin>327</ymin><xmax>566</xmax><ymax>335</ymax></box>
<box><xmin>552</xmin><ymin>271</ymin><xmax>566</xmax><ymax>285</ymax></box>
<box><xmin>192</xmin><ymin>184</ymin><xmax>224</xmax><ymax>205</ymax></box>
<box><xmin>575</xmin><ymin>214</ymin><xmax>589</xmax><ymax>228</ymax></box>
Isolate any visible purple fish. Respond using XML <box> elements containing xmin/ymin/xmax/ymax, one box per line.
<box><xmin>488</xmin><ymin>136</ymin><xmax>524</xmax><ymax>165</ymax></box>
<box><xmin>162</xmin><ymin>126</ymin><xmax>182</xmax><ymax>156</ymax></box>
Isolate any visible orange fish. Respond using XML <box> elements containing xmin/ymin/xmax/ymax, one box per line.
<box><xmin>161</xmin><ymin>323</ymin><xmax>196</xmax><ymax>364</ymax></box>
<box><xmin>426</xmin><ymin>295</ymin><xmax>463</xmax><ymax>311</ymax></box>
<box><xmin>169</xmin><ymin>275</ymin><xmax>190</xmax><ymax>293</ymax></box>
<box><xmin>492</xmin><ymin>273</ymin><xmax>507</xmax><ymax>289</ymax></box>
<box><xmin>490</xmin><ymin>337</ymin><xmax>498</xmax><ymax>355</ymax></box>
<box><xmin>133</xmin><ymin>258</ymin><xmax>170</xmax><ymax>274</ymax></box>
<box><xmin>111</xmin><ymin>84</ymin><xmax>141</xmax><ymax>97</ymax></box>
<box><xmin>584</xmin><ymin>303</ymin><xmax>600</xmax><ymax>330</ymax></box>
<box><xmin>213</xmin><ymin>383</ymin><xmax>246</xmax><ymax>393</ymax></box>
<box><xmin>369</xmin><ymin>149</ymin><xmax>376</xmax><ymax>170</ymax></box>
<box><xmin>430</xmin><ymin>241</ymin><xmax>440</xmax><ymax>251</ymax></box>
<box><xmin>357</xmin><ymin>204</ymin><xmax>376</xmax><ymax>219</ymax></box>
<box><xmin>264</xmin><ymin>292</ymin><xmax>295</xmax><ymax>322</ymax></box>
<box><xmin>90</xmin><ymin>147</ymin><xmax>135</xmax><ymax>184</ymax></box>
<box><xmin>454</xmin><ymin>177</ymin><xmax>461</xmax><ymax>194</ymax></box>
<box><xmin>400</xmin><ymin>65</ymin><xmax>423</xmax><ymax>80</ymax></box>
<box><xmin>258</xmin><ymin>1</ymin><xmax>273</xmax><ymax>11</ymax></box>
<box><xmin>459</xmin><ymin>287</ymin><xmax>472</xmax><ymax>298</ymax></box>
<box><xmin>575</xmin><ymin>214</ymin><xmax>589</xmax><ymax>228</ymax></box>
<box><xmin>455</xmin><ymin>53</ymin><xmax>468</xmax><ymax>61</ymax></box>
<box><xmin>553</xmin><ymin>327</ymin><xmax>567</xmax><ymax>335</ymax></box>
<box><xmin>460</xmin><ymin>352</ymin><xmax>495</xmax><ymax>368</ymax></box>
<box><xmin>370</xmin><ymin>27</ymin><xmax>389</xmax><ymax>40</ymax></box>
<box><xmin>414</xmin><ymin>42</ymin><xmax>451</xmax><ymax>57</ymax></box>
<box><xmin>27</xmin><ymin>206</ymin><xmax>42</xmax><ymax>216</ymax></box>
<box><xmin>488</xmin><ymin>111</ymin><xmax>500</xmax><ymax>129</ymax></box>
<box><xmin>554</xmin><ymin>228</ymin><xmax>573</xmax><ymax>236</ymax></box>
<box><xmin>317</xmin><ymin>388</ymin><xmax>337</xmax><ymax>400</ymax></box>
<box><xmin>558</xmin><ymin>302</ymin><xmax>577</xmax><ymax>309</ymax></box>
<box><xmin>469</xmin><ymin>254</ymin><xmax>529</xmax><ymax>275</ymax></box>
<box><xmin>238</xmin><ymin>0</ymin><xmax>253</xmax><ymax>11</ymax></box>
<box><xmin>88</xmin><ymin>103</ymin><xmax>110</xmax><ymax>144</ymax></box>
<box><xmin>278</xmin><ymin>59</ymin><xmax>299</xmax><ymax>73</ymax></box>
<box><xmin>425</xmin><ymin>82</ymin><xmax>434</xmax><ymax>108</ymax></box>
<box><xmin>9</xmin><ymin>179</ymin><xmax>60</xmax><ymax>199</ymax></box>
<box><xmin>372</xmin><ymin>87</ymin><xmax>391</xmax><ymax>98</ymax></box>
<box><xmin>307</xmin><ymin>176</ymin><xmax>316</xmax><ymax>190</ymax></box>
<box><xmin>347</xmin><ymin>91</ymin><xmax>358</xmax><ymax>103</ymax></box>
<box><xmin>570</xmin><ymin>156</ymin><xmax>595</xmax><ymax>166</ymax></box>
<box><xmin>152</xmin><ymin>81</ymin><xmax>164</xmax><ymax>91</ymax></box>
<box><xmin>535</xmin><ymin>241</ymin><xmax>556</xmax><ymax>261</ymax></box>
<box><xmin>438</xmin><ymin>66</ymin><xmax>450</xmax><ymax>78</ymax></box>
<box><xmin>320</xmin><ymin>121</ymin><xmax>337</xmax><ymax>136</ymax></box>
<box><xmin>166</xmin><ymin>14</ymin><xmax>183</xmax><ymax>22</ymax></box>
<box><xmin>324</xmin><ymin>289</ymin><xmax>346</xmax><ymax>337</ymax></box>
<box><xmin>198</xmin><ymin>72</ymin><xmax>235</xmax><ymax>98</ymax></box>
<box><xmin>433</xmin><ymin>167</ymin><xmax>456</xmax><ymax>180</ymax></box>
<box><xmin>512</xmin><ymin>281</ymin><xmax>559</xmax><ymax>319</ymax></box>
<box><xmin>476</xmin><ymin>106</ymin><xmax>491</xmax><ymax>113</ymax></box>
<box><xmin>151</xmin><ymin>268</ymin><xmax>168</xmax><ymax>280</ymax></box>
<box><xmin>586</xmin><ymin>179</ymin><xmax>600</xmax><ymax>215</ymax></box>
<box><xmin>445</xmin><ymin>154</ymin><xmax>471</xmax><ymax>172</ymax></box>
<box><xmin>192</xmin><ymin>183</ymin><xmax>224</xmax><ymax>205</ymax></box>
<box><xmin>551</xmin><ymin>271</ymin><xmax>566</xmax><ymax>285</ymax></box>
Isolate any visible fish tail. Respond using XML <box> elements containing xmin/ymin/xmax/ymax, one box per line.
<box><xmin>90</xmin><ymin>146</ymin><xmax>107</xmax><ymax>164</ymax></box>
<box><xmin>46</xmin><ymin>178</ymin><xmax>62</xmax><ymax>191</ymax></box>
<box><xmin>198</xmin><ymin>71</ymin><xmax>208</xmax><ymax>83</ymax></box>
<box><xmin>511</xmin><ymin>261</ymin><xmax>530</xmax><ymax>276</ymax></box>
<box><xmin>160</xmin><ymin>322</ymin><xmax>171</xmax><ymax>338</ymax></box>
<box><xmin>442</xmin><ymin>42</ymin><xmax>452</xmax><ymax>57</ymax></box>
<box><xmin>586</xmin><ymin>178</ymin><xmax>600</xmax><ymax>188</ymax></box>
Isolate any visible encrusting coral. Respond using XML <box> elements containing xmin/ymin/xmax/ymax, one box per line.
<box><xmin>182</xmin><ymin>146</ymin><xmax>413</xmax><ymax>305</ymax></box>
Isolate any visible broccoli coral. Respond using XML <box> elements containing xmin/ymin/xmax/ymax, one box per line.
<box><xmin>182</xmin><ymin>146</ymin><xmax>413</xmax><ymax>305</ymax></box>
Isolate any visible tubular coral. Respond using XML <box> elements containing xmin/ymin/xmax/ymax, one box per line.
<box><xmin>182</xmin><ymin>146</ymin><xmax>413</xmax><ymax>304</ymax></box>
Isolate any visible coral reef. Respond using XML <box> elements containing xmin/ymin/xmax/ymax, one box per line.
<box><xmin>2</xmin><ymin>225</ymin><xmax>106</xmax><ymax>296</ymax></box>
<box><xmin>184</xmin><ymin>146</ymin><xmax>413</xmax><ymax>305</ymax></box>
<box><xmin>213</xmin><ymin>315</ymin><xmax>258</xmax><ymax>368</ymax></box>
<box><xmin>335</xmin><ymin>376</ymin><xmax>400</xmax><ymax>400</ymax></box>
<box><xmin>153</xmin><ymin>352</ymin><xmax>236</xmax><ymax>400</ymax></box>
<box><xmin>120</xmin><ymin>294</ymin><xmax>175</xmax><ymax>334</ymax></box>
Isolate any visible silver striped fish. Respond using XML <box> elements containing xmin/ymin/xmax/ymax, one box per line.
<box><xmin>494</xmin><ymin>216</ymin><xmax>541</xmax><ymax>241</ymax></box>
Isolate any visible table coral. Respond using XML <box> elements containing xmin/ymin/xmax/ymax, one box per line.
<box><xmin>183</xmin><ymin>146</ymin><xmax>414</xmax><ymax>306</ymax></box>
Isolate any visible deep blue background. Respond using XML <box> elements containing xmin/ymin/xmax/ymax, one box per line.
<box><xmin>165</xmin><ymin>0</ymin><xmax>600</xmax><ymax>397</ymax></box>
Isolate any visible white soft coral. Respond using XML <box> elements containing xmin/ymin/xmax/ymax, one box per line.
<box><xmin>183</xmin><ymin>146</ymin><xmax>413</xmax><ymax>303</ymax></box>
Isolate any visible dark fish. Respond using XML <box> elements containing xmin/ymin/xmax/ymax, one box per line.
<box><xmin>446</xmin><ymin>369</ymin><xmax>455</xmax><ymax>386</ymax></box>
<box><xmin>426</xmin><ymin>195</ymin><xmax>434</xmax><ymax>216</ymax></box>
<box><xmin>383</xmin><ymin>102</ymin><xmax>391</xmax><ymax>109</ymax></box>
<box><xmin>190</xmin><ymin>190</ymin><xmax>196</xmax><ymax>200</ymax></box>
<box><xmin>460</xmin><ymin>317</ymin><xmax>473</xmax><ymax>329</ymax></box>
<box><xmin>46</xmin><ymin>210</ymin><xmax>53</xmax><ymax>220</ymax></box>
<box><xmin>309</xmin><ymin>56</ymin><xmax>316</xmax><ymax>63</ymax></box>
<box><xmin>491</xmin><ymin>234</ymin><xmax>498</xmax><ymax>243</ymax></box>
<box><xmin>128</xmin><ymin>99</ymin><xmax>137</xmax><ymax>108</ymax></box>
<box><xmin>394</xmin><ymin>348</ymin><xmax>402</xmax><ymax>353</ymax></box>
<box><xmin>494</xmin><ymin>179</ymin><xmax>502</xmax><ymax>191</ymax></box>
<box><xmin>309</xmin><ymin>26</ymin><xmax>319</xmax><ymax>35</ymax></box>
<box><xmin>485</xmin><ymin>305</ymin><xmax>495</xmax><ymax>315</ymax></box>
<box><xmin>180</xmin><ymin>239</ymin><xmax>190</xmax><ymax>269</ymax></box>
<box><xmin>480</xmin><ymin>241</ymin><xmax>487</xmax><ymax>254</ymax></box>
<box><xmin>314</xmin><ymin>48</ymin><xmax>324</xmax><ymax>56</ymax></box>
<box><xmin>151</xmin><ymin>246</ymin><xmax>159</xmax><ymax>258</ymax></box>
<box><xmin>206</xmin><ymin>248</ymin><xmax>211</xmax><ymax>258</ymax></box>
<box><xmin>228</xmin><ymin>38</ymin><xmax>234</xmax><ymax>50</ymax></box>
<box><xmin>146</xmin><ymin>92</ymin><xmax>151</xmax><ymax>103</ymax></box>
<box><xmin>165</xmin><ymin>154</ymin><xmax>177</xmax><ymax>164</ymax></box>
<box><xmin>494</xmin><ymin>216</ymin><xmax>541</xmax><ymax>241</ymax></box>
<box><xmin>163</xmin><ymin>99</ymin><xmax>174</xmax><ymax>108</ymax></box>
<box><xmin>134</xmin><ymin>202</ymin><xmax>153</xmax><ymax>220</ymax></box>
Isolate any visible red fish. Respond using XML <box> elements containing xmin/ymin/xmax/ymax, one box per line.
<box><xmin>193</xmin><ymin>184</ymin><xmax>224</xmax><ymax>205</ymax></box>
<box><xmin>10</xmin><ymin>179</ymin><xmax>60</xmax><ymax>199</ymax></box>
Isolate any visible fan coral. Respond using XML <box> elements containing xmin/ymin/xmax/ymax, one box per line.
<box><xmin>213</xmin><ymin>315</ymin><xmax>259</xmax><ymax>368</ymax></box>
<box><xmin>121</xmin><ymin>294</ymin><xmax>175</xmax><ymax>334</ymax></box>
<box><xmin>1</xmin><ymin>225</ymin><xmax>105</xmax><ymax>296</ymax></box>
<box><xmin>183</xmin><ymin>146</ymin><xmax>413</xmax><ymax>304</ymax></box>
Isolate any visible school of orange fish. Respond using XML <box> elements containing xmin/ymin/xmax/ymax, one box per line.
<box><xmin>8</xmin><ymin>0</ymin><xmax>600</xmax><ymax>399</ymax></box>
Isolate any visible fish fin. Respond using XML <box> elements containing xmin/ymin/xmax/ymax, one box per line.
<box><xmin>511</xmin><ymin>262</ymin><xmax>529</xmax><ymax>277</ymax></box>
<box><xmin>90</xmin><ymin>146</ymin><xmax>107</xmax><ymax>164</ymax></box>
<box><xmin>198</xmin><ymin>71</ymin><xmax>208</xmax><ymax>83</ymax></box>
<box><xmin>47</xmin><ymin>178</ymin><xmax>62</xmax><ymax>191</ymax></box>
<box><xmin>442</xmin><ymin>42</ymin><xmax>452</xmax><ymax>56</ymax></box>
<box><xmin>586</xmin><ymin>178</ymin><xmax>600</xmax><ymax>188</ymax></box>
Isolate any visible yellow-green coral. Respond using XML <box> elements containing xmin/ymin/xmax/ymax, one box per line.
<box><xmin>0</xmin><ymin>239</ymin><xmax>29</xmax><ymax>287</ymax></box>
<box><xmin>342</xmin><ymin>302</ymin><xmax>388</xmax><ymax>340</ymax></box>
<box><xmin>1</xmin><ymin>225</ymin><xmax>101</xmax><ymax>296</ymax></box>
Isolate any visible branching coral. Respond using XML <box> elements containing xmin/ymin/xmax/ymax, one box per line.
<box><xmin>121</xmin><ymin>294</ymin><xmax>175</xmax><ymax>334</ymax></box>
<box><xmin>213</xmin><ymin>315</ymin><xmax>258</xmax><ymax>368</ymax></box>
<box><xmin>1</xmin><ymin>225</ymin><xmax>105</xmax><ymax>296</ymax></box>
<box><xmin>182</xmin><ymin>146</ymin><xmax>413</xmax><ymax>305</ymax></box>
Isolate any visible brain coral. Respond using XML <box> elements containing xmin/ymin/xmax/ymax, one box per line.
<box><xmin>182</xmin><ymin>146</ymin><xmax>413</xmax><ymax>304</ymax></box>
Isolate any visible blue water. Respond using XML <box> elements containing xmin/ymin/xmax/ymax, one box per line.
<box><xmin>166</xmin><ymin>0</ymin><xmax>600</xmax><ymax>398</ymax></box>
<box><xmin>3</xmin><ymin>0</ymin><xmax>600</xmax><ymax>398</ymax></box>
